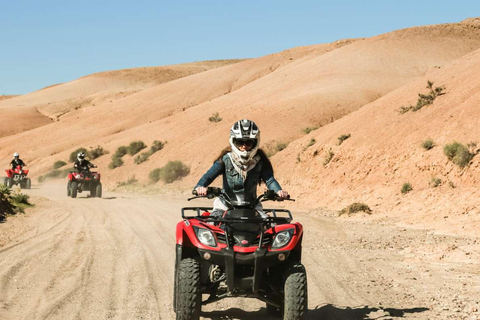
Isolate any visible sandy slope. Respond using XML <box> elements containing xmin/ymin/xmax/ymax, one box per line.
<box><xmin>0</xmin><ymin>183</ymin><xmax>478</xmax><ymax>320</ymax></box>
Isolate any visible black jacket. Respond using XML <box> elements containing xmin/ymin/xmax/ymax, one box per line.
<box><xmin>10</xmin><ymin>159</ymin><xmax>26</xmax><ymax>169</ymax></box>
<box><xmin>74</xmin><ymin>160</ymin><xmax>95</xmax><ymax>171</ymax></box>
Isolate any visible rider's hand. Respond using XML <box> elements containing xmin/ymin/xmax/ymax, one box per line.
<box><xmin>196</xmin><ymin>186</ymin><xmax>208</xmax><ymax>196</ymax></box>
<box><xmin>277</xmin><ymin>190</ymin><xmax>289</xmax><ymax>199</ymax></box>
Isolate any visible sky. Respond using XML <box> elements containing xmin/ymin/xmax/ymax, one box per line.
<box><xmin>1</xmin><ymin>0</ymin><xmax>479</xmax><ymax>94</ymax></box>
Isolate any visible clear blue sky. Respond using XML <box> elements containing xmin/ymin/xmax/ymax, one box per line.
<box><xmin>1</xmin><ymin>0</ymin><xmax>478</xmax><ymax>94</ymax></box>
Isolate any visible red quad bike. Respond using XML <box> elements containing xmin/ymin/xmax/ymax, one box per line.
<box><xmin>67</xmin><ymin>169</ymin><xmax>102</xmax><ymax>198</ymax></box>
<box><xmin>4</xmin><ymin>165</ymin><xmax>31</xmax><ymax>189</ymax></box>
<box><xmin>174</xmin><ymin>187</ymin><xmax>307</xmax><ymax>320</ymax></box>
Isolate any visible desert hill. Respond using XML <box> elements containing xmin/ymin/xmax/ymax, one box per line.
<box><xmin>0</xmin><ymin>60</ymin><xmax>244</xmax><ymax>137</ymax></box>
<box><xmin>1</xmin><ymin>18</ymin><xmax>480</xmax><ymax>235</ymax></box>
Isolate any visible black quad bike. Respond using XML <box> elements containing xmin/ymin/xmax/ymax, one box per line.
<box><xmin>174</xmin><ymin>187</ymin><xmax>307</xmax><ymax>320</ymax></box>
<box><xmin>67</xmin><ymin>169</ymin><xmax>102</xmax><ymax>198</ymax></box>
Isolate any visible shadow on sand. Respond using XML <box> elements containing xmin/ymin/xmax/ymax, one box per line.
<box><xmin>200</xmin><ymin>304</ymin><xmax>429</xmax><ymax>320</ymax></box>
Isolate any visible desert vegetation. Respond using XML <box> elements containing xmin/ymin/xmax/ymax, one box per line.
<box><xmin>339</xmin><ymin>202</ymin><xmax>372</xmax><ymax>216</ymax></box>
<box><xmin>302</xmin><ymin>126</ymin><xmax>318</xmax><ymax>134</ymax></box>
<box><xmin>337</xmin><ymin>134</ymin><xmax>351</xmax><ymax>145</ymax></box>
<box><xmin>323</xmin><ymin>150</ymin><xmax>334</xmax><ymax>166</ymax></box>
<box><xmin>0</xmin><ymin>186</ymin><xmax>33</xmax><ymax>220</ymax></box>
<box><xmin>443</xmin><ymin>142</ymin><xmax>476</xmax><ymax>168</ymax></box>
<box><xmin>134</xmin><ymin>140</ymin><xmax>166</xmax><ymax>164</ymax></box>
<box><xmin>149</xmin><ymin>161</ymin><xmax>190</xmax><ymax>183</ymax></box>
<box><xmin>421</xmin><ymin>139</ymin><xmax>435</xmax><ymax>150</ymax></box>
<box><xmin>208</xmin><ymin>112</ymin><xmax>222</xmax><ymax>123</ymax></box>
<box><xmin>53</xmin><ymin>160</ymin><xmax>67</xmax><ymax>169</ymax></box>
<box><xmin>401</xmin><ymin>182</ymin><xmax>413</xmax><ymax>194</ymax></box>
<box><xmin>430</xmin><ymin>177</ymin><xmax>442</xmax><ymax>188</ymax></box>
<box><xmin>398</xmin><ymin>81</ymin><xmax>445</xmax><ymax>114</ymax></box>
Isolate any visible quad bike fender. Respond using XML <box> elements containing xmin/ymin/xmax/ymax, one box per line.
<box><xmin>5</xmin><ymin>170</ymin><xmax>13</xmax><ymax>178</ymax></box>
<box><xmin>176</xmin><ymin>220</ymin><xmax>224</xmax><ymax>252</ymax></box>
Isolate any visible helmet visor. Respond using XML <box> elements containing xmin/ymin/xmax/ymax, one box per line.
<box><xmin>234</xmin><ymin>139</ymin><xmax>256</xmax><ymax>148</ymax></box>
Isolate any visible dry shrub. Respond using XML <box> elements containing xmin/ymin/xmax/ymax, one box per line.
<box><xmin>339</xmin><ymin>203</ymin><xmax>372</xmax><ymax>216</ymax></box>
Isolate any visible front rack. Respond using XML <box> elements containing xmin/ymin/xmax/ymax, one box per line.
<box><xmin>181</xmin><ymin>207</ymin><xmax>293</xmax><ymax>223</ymax></box>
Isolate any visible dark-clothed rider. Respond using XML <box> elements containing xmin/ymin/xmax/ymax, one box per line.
<box><xmin>73</xmin><ymin>152</ymin><xmax>95</xmax><ymax>172</ymax></box>
<box><xmin>194</xmin><ymin>119</ymin><xmax>288</xmax><ymax>218</ymax></box>
<box><xmin>10</xmin><ymin>153</ymin><xmax>26</xmax><ymax>170</ymax></box>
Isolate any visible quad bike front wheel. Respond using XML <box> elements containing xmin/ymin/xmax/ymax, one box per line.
<box><xmin>25</xmin><ymin>178</ymin><xmax>31</xmax><ymax>189</ymax></box>
<box><xmin>70</xmin><ymin>181</ymin><xmax>78</xmax><ymax>198</ymax></box>
<box><xmin>176</xmin><ymin>258</ymin><xmax>201</xmax><ymax>320</ymax></box>
<box><xmin>283</xmin><ymin>262</ymin><xmax>308</xmax><ymax>320</ymax></box>
<box><xmin>7</xmin><ymin>178</ymin><xmax>13</xmax><ymax>188</ymax></box>
<box><xmin>3</xmin><ymin>177</ymin><xmax>9</xmax><ymax>187</ymax></box>
<box><xmin>67</xmin><ymin>181</ymin><xmax>72</xmax><ymax>196</ymax></box>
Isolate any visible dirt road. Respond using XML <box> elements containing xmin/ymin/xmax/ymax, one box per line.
<box><xmin>1</xmin><ymin>183</ymin><xmax>479</xmax><ymax>319</ymax></box>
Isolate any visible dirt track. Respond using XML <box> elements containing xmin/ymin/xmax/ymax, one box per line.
<box><xmin>1</xmin><ymin>183</ymin><xmax>479</xmax><ymax>320</ymax></box>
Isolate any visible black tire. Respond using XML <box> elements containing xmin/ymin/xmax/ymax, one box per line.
<box><xmin>90</xmin><ymin>183</ymin><xmax>96</xmax><ymax>198</ymax></box>
<box><xmin>67</xmin><ymin>181</ymin><xmax>72</xmax><ymax>196</ymax></box>
<box><xmin>25</xmin><ymin>178</ymin><xmax>31</xmax><ymax>189</ymax></box>
<box><xmin>283</xmin><ymin>263</ymin><xmax>308</xmax><ymax>320</ymax></box>
<box><xmin>176</xmin><ymin>258</ymin><xmax>201</xmax><ymax>320</ymax></box>
<box><xmin>95</xmin><ymin>183</ymin><xmax>102</xmax><ymax>198</ymax></box>
<box><xmin>3</xmin><ymin>177</ymin><xmax>8</xmax><ymax>186</ymax></box>
<box><xmin>7</xmin><ymin>178</ymin><xmax>13</xmax><ymax>188</ymax></box>
<box><xmin>71</xmin><ymin>181</ymin><xmax>78</xmax><ymax>198</ymax></box>
<box><xmin>173</xmin><ymin>262</ymin><xmax>179</xmax><ymax>313</ymax></box>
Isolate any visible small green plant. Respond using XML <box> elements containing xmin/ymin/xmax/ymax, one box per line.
<box><xmin>306</xmin><ymin>139</ymin><xmax>316</xmax><ymax>148</ymax></box>
<box><xmin>134</xmin><ymin>152</ymin><xmax>150</xmax><ymax>164</ymax></box>
<box><xmin>69</xmin><ymin>147</ymin><xmax>88</xmax><ymax>162</ymax></box>
<box><xmin>401</xmin><ymin>183</ymin><xmax>413</xmax><ymax>194</ymax></box>
<box><xmin>276</xmin><ymin>142</ymin><xmax>287</xmax><ymax>152</ymax></box>
<box><xmin>127</xmin><ymin>141</ymin><xmax>147</xmax><ymax>156</ymax></box>
<box><xmin>323</xmin><ymin>150</ymin><xmax>334</xmax><ymax>166</ymax></box>
<box><xmin>150</xmin><ymin>140</ymin><xmax>165</xmax><ymax>153</ymax></box>
<box><xmin>114</xmin><ymin>146</ymin><xmax>128</xmax><ymax>158</ymax></box>
<box><xmin>339</xmin><ymin>203</ymin><xmax>372</xmax><ymax>216</ymax></box>
<box><xmin>337</xmin><ymin>134</ymin><xmax>351</xmax><ymax>145</ymax></box>
<box><xmin>149</xmin><ymin>161</ymin><xmax>190</xmax><ymax>183</ymax></box>
<box><xmin>448</xmin><ymin>181</ymin><xmax>455</xmax><ymax>188</ymax></box>
<box><xmin>88</xmin><ymin>146</ymin><xmax>108</xmax><ymax>159</ymax></box>
<box><xmin>443</xmin><ymin>142</ymin><xmax>475</xmax><ymax>168</ymax></box>
<box><xmin>208</xmin><ymin>112</ymin><xmax>222</xmax><ymax>123</ymax></box>
<box><xmin>0</xmin><ymin>187</ymin><xmax>33</xmax><ymax>216</ymax></box>
<box><xmin>399</xmin><ymin>81</ymin><xmax>445</xmax><ymax>114</ymax></box>
<box><xmin>53</xmin><ymin>160</ymin><xmax>67</xmax><ymax>169</ymax></box>
<box><xmin>430</xmin><ymin>177</ymin><xmax>442</xmax><ymax>188</ymax></box>
<box><xmin>108</xmin><ymin>156</ymin><xmax>124</xmax><ymax>169</ymax></box>
<box><xmin>421</xmin><ymin>139</ymin><xmax>435</xmax><ymax>150</ymax></box>
<box><xmin>302</xmin><ymin>126</ymin><xmax>318</xmax><ymax>134</ymax></box>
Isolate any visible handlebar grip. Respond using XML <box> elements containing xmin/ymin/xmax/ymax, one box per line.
<box><xmin>192</xmin><ymin>189</ymin><xmax>198</xmax><ymax>195</ymax></box>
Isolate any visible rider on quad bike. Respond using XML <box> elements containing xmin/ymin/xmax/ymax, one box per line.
<box><xmin>67</xmin><ymin>152</ymin><xmax>102</xmax><ymax>198</ymax></box>
<box><xmin>195</xmin><ymin>119</ymin><xmax>289</xmax><ymax>215</ymax></box>
<box><xmin>4</xmin><ymin>153</ymin><xmax>31</xmax><ymax>189</ymax></box>
<box><xmin>10</xmin><ymin>153</ymin><xmax>26</xmax><ymax>170</ymax></box>
<box><xmin>73</xmin><ymin>152</ymin><xmax>95</xmax><ymax>172</ymax></box>
<box><xmin>174</xmin><ymin>120</ymin><xmax>307</xmax><ymax>320</ymax></box>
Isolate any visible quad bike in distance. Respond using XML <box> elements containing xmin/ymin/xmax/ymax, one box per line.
<box><xmin>174</xmin><ymin>187</ymin><xmax>307</xmax><ymax>320</ymax></box>
<box><xmin>67</xmin><ymin>168</ymin><xmax>102</xmax><ymax>198</ymax></box>
<box><xmin>4</xmin><ymin>165</ymin><xmax>31</xmax><ymax>189</ymax></box>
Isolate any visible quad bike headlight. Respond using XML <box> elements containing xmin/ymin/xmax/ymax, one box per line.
<box><xmin>194</xmin><ymin>226</ymin><xmax>217</xmax><ymax>247</ymax></box>
<box><xmin>75</xmin><ymin>174</ymin><xmax>81</xmax><ymax>179</ymax></box>
<box><xmin>272</xmin><ymin>228</ymin><xmax>294</xmax><ymax>249</ymax></box>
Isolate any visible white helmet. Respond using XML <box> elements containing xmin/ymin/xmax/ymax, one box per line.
<box><xmin>13</xmin><ymin>152</ymin><xmax>19</xmax><ymax>158</ymax></box>
<box><xmin>229</xmin><ymin>119</ymin><xmax>260</xmax><ymax>163</ymax></box>
<box><xmin>77</xmin><ymin>152</ymin><xmax>86</xmax><ymax>162</ymax></box>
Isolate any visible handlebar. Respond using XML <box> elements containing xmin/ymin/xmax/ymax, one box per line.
<box><xmin>189</xmin><ymin>188</ymin><xmax>294</xmax><ymax>202</ymax></box>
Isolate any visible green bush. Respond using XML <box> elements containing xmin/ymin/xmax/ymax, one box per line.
<box><xmin>114</xmin><ymin>146</ymin><xmax>128</xmax><ymax>158</ymax></box>
<box><xmin>399</xmin><ymin>81</ymin><xmax>445</xmax><ymax>114</ymax></box>
<box><xmin>302</xmin><ymin>127</ymin><xmax>318</xmax><ymax>134</ymax></box>
<box><xmin>443</xmin><ymin>142</ymin><xmax>474</xmax><ymax>168</ymax></box>
<box><xmin>117</xmin><ymin>176</ymin><xmax>138</xmax><ymax>187</ymax></box>
<box><xmin>337</xmin><ymin>134</ymin><xmax>351</xmax><ymax>145</ymax></box>
<box><xmin>323</xmin><ymin>150</ymin><xmax>334</xmax><ymax>166</ymax></box>
<box><xmin>208</xmin><ymin>112</ymin><xmax>222</xmax><ymax>123</ymax></box>
<box><xmin>421</xmin><ymin>139</ymin><xmax>435</xmax><ymax>150</ymax></box>
<box><xmin>149</xmin><ymin>161</ymin><xmax>190</xmax><ymax>183</ymax></box>
<box><xmin>127</xmin><ymin>141</ymin><xmax>147</xmax><ymax>156</ymax></box>
<box><xmin>430</xmin><ymin>177</ymin><xmax>442</xmax><ymax>188</ymax></box>
<box><xmin>401</xmin><ymin>183</ymin><xmax>413</xmax><ymax>194</ymax></box>
<box><xmin>276</xmin><ymin>142</ymin><xmax>287</xmax><ymax>152</ymax></box>
<box><xmin>108</xmin><ymin>156</ymin><xmax>124</xmax><ymax>169</ymax></box>
<box><xmin>134</xmin><ymin>152</ymin><xmax>151</xmax><ymax>164</ymax></box>
<box><xmin>53</xmin><ymin>160</ymin><xmax>67</xmax><ymax>169</ymax></box>
<box><xmin>69</xmin><ymin>147</ymin><xmax>88</xmax><ymax>162</ymax></box>
<box><xmin>88</xmin><ymin>146</ymin><xmax>108</xmax><ymax>159</ymax></box>
<box><xmin>150</xmin><ymin>140</ymin><xmax>165</xmax><ymax>153</ymax></box>
<box><xmin>306</xmin><ymin>139</ymin><xmax>316</xmax><ymax>148</ymax></box>
<box><xmin>339</xmin><ymin>203</ymin><xmax>372</xmax><ymax>216</ymax></box>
